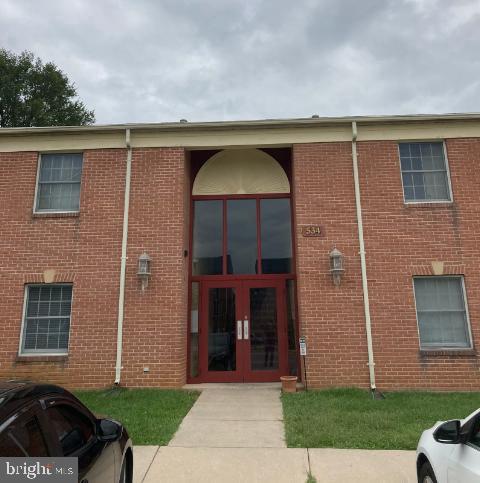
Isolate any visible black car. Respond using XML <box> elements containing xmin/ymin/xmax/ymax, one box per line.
<box><xmin>0</xmin><ymin>381</ymin><xmax>133</xmax><ymax>483</ymax></box>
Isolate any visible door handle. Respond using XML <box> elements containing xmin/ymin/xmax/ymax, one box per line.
<box><xmin>237</xmin><ymin>320</ymin><xmax>243</xmax><ymax>340</ymax></box>
<box><xmin>243</xmin><ymin>319</ymin><xmax>249</xmax><ymax>340</ymax></box>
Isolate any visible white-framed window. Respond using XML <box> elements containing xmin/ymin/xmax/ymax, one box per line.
<box><xmin>34</xmin><ymin>153</ymin><xmax>83</xmax><ymax>212</ymax></box>
<box><xmin>398</xmin><ymin>142</ymin><xmax>452</xmax><ymax>203</ymax></box>
<box><xmin>20</xmin><ymin>284</ymin><xmax>73</xmax><ymax>355</ymax></box>
<box><xmin>413</xmin><ymin>276</ymin><xmax>472</xmax><ymax>349</ymax></box>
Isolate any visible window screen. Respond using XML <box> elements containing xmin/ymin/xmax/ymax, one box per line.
<box><xmin>399</xmin><ymin>142</ymin><xmax>451</xmax><ymax>202</ymax></box>
<box><xmin>414</xmin><ymin>277</ymin><xmax>470</xmax><ymax>348</ymax></box>
<box><xmin>36</xmin><ymin>153</ymin><xmax>83</xmax><ymax>212</ymax></box>
<box><xmin>22</xmin><ymin>285</ymin><xmax>72</xmax><ymax>354</ymax></box>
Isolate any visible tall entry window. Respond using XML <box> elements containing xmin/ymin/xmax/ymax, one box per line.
<box><xmin>192</xmin><ymin>200</ymin><xmax>223</xmax><ymax>276</ymax></box>
<box><xmin>261</xmin><ymin>198</ymin><xmax>292</xmax><ymax>274</ymax></box>
<box><xmin>189</xmin><ymin>148</ymin><xmax>298</xmax><ymax>383</ymax></box>
<box><xmin>192</xmin><ymin>197</ymin><xmax>293</xmax><ymax>276</ymax></box>
<box><xmin>227</xmin><ymin>200</ymin><xmax>257</xmax><ymax>274</ymax></box>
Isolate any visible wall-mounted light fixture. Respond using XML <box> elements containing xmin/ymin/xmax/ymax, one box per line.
<box><xmin>137</xmin><ymin>252</ymin><xmax>151</xmax><ymax>291</ymax></box>
<box><xmin>329</xmin><ymin>247</ymin><xmax>344</xmax><ymax>286</ymax></box>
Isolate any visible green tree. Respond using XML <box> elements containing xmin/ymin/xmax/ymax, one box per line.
<box><xmin>0</xmin><ymin>49</ymin><xmax>95</xmax><ymax>127</ymax></box>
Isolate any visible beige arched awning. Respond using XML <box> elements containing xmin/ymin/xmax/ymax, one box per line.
<box><xmin>192</xmin><ymin>149</ymin><xmax>290</xmax><ymax>195</ymax></box>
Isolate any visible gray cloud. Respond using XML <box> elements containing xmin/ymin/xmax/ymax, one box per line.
<box><xmin>1</xmin><ymin>0</ymin><xmax>479</xmax><ymax>123</ymax></box>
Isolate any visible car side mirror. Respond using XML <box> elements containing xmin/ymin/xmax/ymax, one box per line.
<box><xmin>97</xmin><ymin>418</ymin><xmax>123</xmax><ymax>442</ymax></box>
<box><xmin>433</xmin><ymin>420</ymin><xmax>461</xmax><ymax>444</ymax></box>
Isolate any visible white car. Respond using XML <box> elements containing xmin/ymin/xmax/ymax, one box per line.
<box><xmin>417</xmin><ymin>408</ymin><xmax>480</xmax><ymax>482</ymax></box>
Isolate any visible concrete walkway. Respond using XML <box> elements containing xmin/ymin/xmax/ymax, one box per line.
<box><xmin>169</xmin><ymin>383</ymin><xmax>285</xmax><ymax>448</ymax></box>
<box><xmin>133</xmin><ymin>384</ymin><xmax>417</xmax><ymax>482</ymax></box>
<box><xmin>134</xmin><ymin>446</ymin><xmax>416</xmax><ymax>482</ymax></box>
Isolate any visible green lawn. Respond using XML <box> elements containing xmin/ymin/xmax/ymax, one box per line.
<box><xmin>282</xmin><ymin>388</ymin><xmax>480</xmax><ymax>450</ymax></box>
<box><xmin>75</xmin><ymin>388</ymin><xmax>199</xmax><ymax>445</ymax></box>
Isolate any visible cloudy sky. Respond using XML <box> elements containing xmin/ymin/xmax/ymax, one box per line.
<box><xmin>1</xmin><ymin>0</ymin><xmax>479</xmax><ymax>124</ymax></box>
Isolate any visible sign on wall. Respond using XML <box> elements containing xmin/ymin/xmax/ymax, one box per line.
<box><xmin>301</xmin><ymin>225</ymin><xmax>325</xmax><ymax>237</ymax></box>
<box><xmin>299</xmin><ymin>337</ymin><xmax>307</xmax><ymax>356</ymax></box>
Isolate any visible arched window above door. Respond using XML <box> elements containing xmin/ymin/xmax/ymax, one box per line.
<box><xmin>192</xmin><ymin>149</ymin><xmax>290</xmax><ymax>195</ymax></box>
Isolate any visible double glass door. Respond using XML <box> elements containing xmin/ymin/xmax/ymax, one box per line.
<box><xmin>199</xmin><ymin>279</ymin><xmax>288</xmax><ymax>382</ymax></box>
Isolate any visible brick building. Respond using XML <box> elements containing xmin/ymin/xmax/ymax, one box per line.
<box><xmin>1</xmin><ymin>114</ymin><xmax>479</xmax><ymax>391</ymax></box>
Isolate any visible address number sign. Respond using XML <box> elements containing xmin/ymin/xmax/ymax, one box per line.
<box><xmin>301</xmin><ymin>225</ymin><xmax>324</xmax><ymax>237</ymax></box>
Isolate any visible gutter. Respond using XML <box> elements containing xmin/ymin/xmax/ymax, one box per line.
<box><xmin>1</xmin><ymin>112</ymin><xmax>479</xmax><ymax>135</ymax></box>
<box><xmin>114</xmin><ymin>128</ymin><xmax>132</xmax><ymax>385</ymax></box>
<box><xmin>351</xmin><ymin>121</ymin><xmax>377</xmax><ymax>395</ymax></box>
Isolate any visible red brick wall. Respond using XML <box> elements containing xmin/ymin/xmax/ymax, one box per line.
<box><xmin>293</xmin><ymin>142</ymin><xmax>370</xmax><ymax>389</ymax></box>
<box><xmin>0</xmin><ymin>149</ymin><xmax>126</xmax><ymax>388</ymax></box>
<box><xmin>0</xmin><ymin>147</ymin><xmax>188</xmax><ymax>389</ymax></box>
<box><xmin>2</xmin><ymin>138</ymin><xmax>480</xmax><ymax>391</ymax></box>
<box><xmin>358</xmin><ymin>138</ymin><xmax>480</xmax><ymax>390</ymax></box>
<box><xmin>121</xmin><ymin>147</ymin><xmax>188</xmax><ymax>387</ymax></box>
<box><xmin>294</xmin><ymin>138</ymin><xmax>480</xmax><ymax>391</ymax></box>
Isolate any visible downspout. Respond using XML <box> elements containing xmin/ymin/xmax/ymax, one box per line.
<box><xmin>351</xmin><ymin>121</ymin><xmax>378</xmax><ymax>396</ymax></box>
<box><xmin>114</xmin><ymin>128</ymin><xmax>132</xmax><ymax>385</ymax></box>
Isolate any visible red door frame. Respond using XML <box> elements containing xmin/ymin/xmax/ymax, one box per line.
<box><xmin>187</xmin><ymin>191</ymin><xmax>300</xmax><ymax>384</ymax></box>
<box><xmin>198</xmin><ymin>280</ymin><xmax>243</xmax><ymax>383</ymax></box>
<box><xmin>242</xmin><ymin>279</ymin><xmax>289</xmax><ymax>382</ymax></box>
<box><xmin>198</xmin><ymin>279</ymin><xmax>288</xmax><ymax>383</ymax></box>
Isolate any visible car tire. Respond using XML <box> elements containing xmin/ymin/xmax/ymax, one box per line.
<box><xmin>119</xmin><ymin>457</ymin><xmax>132</xmax><ymax>483</ymax></box>
<box><xmin>119</xmin><ymin>459</ymin><xmax>126</xmax><ymax>483</ymax></box>
<box><xmin>418</xmin><ymin>460</ymin><xmax>437</xmax><ymax>483</ymax></box>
